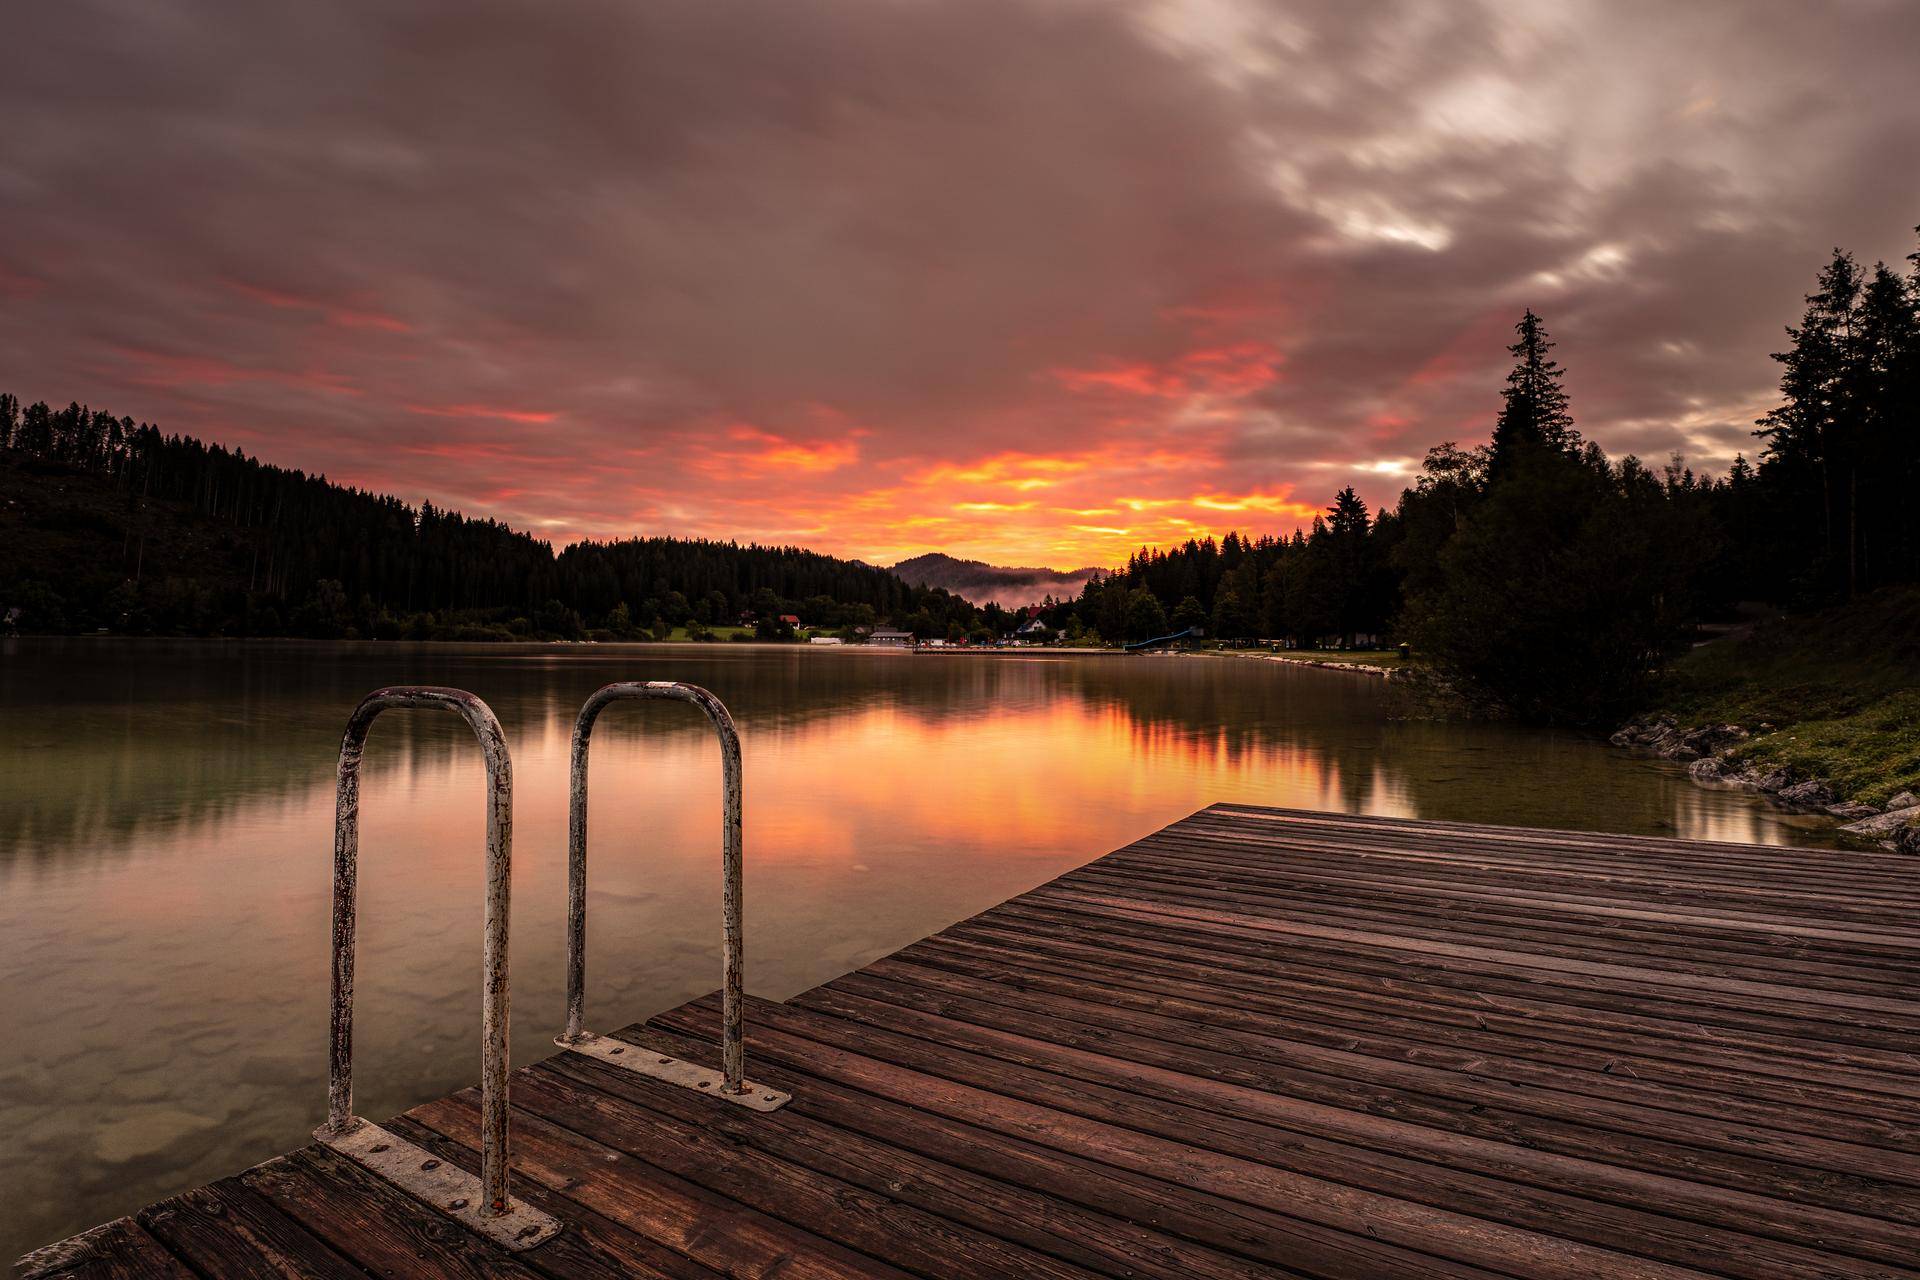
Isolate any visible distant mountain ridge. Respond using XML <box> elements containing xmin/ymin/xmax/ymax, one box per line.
<box><xmin>890</xmin><ymin>552</ymin><xmax>1104</xmax><ymax>608</ymax></box>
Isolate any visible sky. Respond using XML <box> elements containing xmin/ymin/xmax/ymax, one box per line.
<box><xmin>5</xmin><ymin>1</ymin><xmax>1919</xmax><ymax>571</ymax></box>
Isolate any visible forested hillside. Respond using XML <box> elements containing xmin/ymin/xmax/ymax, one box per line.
<box><xmin>0</xmin><ymin>398</ymin><xmax>979</xmax><ymax>640</ymax></box>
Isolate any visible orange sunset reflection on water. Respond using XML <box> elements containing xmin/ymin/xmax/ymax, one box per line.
<box><xmin>0</xmin><ymin>639</ymin><xmax>1836</xmax><ymax>1259</ymax></box>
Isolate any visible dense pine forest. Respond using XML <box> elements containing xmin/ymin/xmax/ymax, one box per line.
<box><xmin>0</xmin><ymin>403</ymin><xmax>982</xmax><ymax>641</ymax></box>
<box><xmin>1042</xmin><ymin>230</ymin><xmax>1920</xmax><ymax>722</ymax></box>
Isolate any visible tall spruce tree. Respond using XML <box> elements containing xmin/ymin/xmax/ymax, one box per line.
<box><xmin>1757</xmin><ymin>250</ymin><xmax>1863</xmax><ymax>595</ymax></box>
<box><xmin>1488</xmin><ymin>310</ymin><xmax>1577</xmax><ymax>475</ymax></box>
<box><xmin>1854</xmin><ymin>260</ymin><xmax>1920</xmax><ymax>587</ymax></box>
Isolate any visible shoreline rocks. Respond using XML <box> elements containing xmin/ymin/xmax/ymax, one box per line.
<box><xmin>1776</xmin><ymin>779</ymin><xmax>1833</xmax><ymax>808</ymax></box>
<box><xmin>1610</xmin><ymin>716</ymin><xmax>1749</xmax><ymax>761</ymax></box>
<box><xmin>1837</xmin><ymin>805</ymin><xmax>1920</xmax><ymax>849</ymax></box>
<box><xmin>1246</xmin><ymin>653</ymin><xmax>1395</xmax><ymax>678</ymax></box>
<box><xmin>1611</xmin><ymin>713</ymin><xmax>1918</xmax><ymax>852</ymax></box>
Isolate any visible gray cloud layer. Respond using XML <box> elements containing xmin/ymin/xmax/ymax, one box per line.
<box><xmin>4</xmin><ymin>0</ymin><xmax>1918</xmax><ymax>560</ymax></box>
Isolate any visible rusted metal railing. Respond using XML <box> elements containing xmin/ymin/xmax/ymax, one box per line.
<box><xmin>555</xmin><ymin>681</ymin><xmax>788</xmax><ymax>1111</ymax></box>
<box><xmin>318</xmin><ymin>686</ymin><xmax>559</xmax><ymax>1251</ymax></box>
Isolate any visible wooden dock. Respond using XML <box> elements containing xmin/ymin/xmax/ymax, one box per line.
<box><xmin>19</xmin><ymin>804</ymin><xmax>1920</xmax><ymax>1279</ymax></box>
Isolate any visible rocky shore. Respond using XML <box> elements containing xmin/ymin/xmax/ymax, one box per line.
<box><xmin>1611</xmin><ymin>715</ymin><xmax>1920</xmax><ymax>852</ymax></box>
<box><xmin>1260</xmin><ymin>655</ymin><xmax>1395</xmax><ymax>677</ymax></box>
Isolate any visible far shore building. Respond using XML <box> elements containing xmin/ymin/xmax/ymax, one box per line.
<box><xmin>868</xmin><ymin>628</ymin><xmax>914</xmax><ymax>647</ymax></box>
<box><xmin>808</xmin><ymin>635</ymin><xmax>844</xmax><ymax>645</ymax></box>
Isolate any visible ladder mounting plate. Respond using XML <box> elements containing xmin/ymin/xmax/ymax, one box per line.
<box><xmin>557</xmin><ymin>1033</ymin><xmax>791</xmax><ymax>1111</ymax></box>
<box><xmin>318</xmin><ymin>1119</ymin><xmax>563</xmax><ymax>1251</ymax></box>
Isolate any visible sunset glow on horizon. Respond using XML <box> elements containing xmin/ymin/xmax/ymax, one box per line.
<box><xmin>7</xmin><ymin>1</ymin><xmax>1920</xmax><ymax>569</ymax></box>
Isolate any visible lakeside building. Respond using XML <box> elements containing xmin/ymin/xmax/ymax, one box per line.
<box><xmin>868</xmin><ymin>628</ymin><xmax>914</xmax><ymax>647</ymax></box>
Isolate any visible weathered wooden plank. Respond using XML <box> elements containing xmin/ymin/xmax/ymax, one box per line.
<box><xmin>1032</xmin><ymin>880</ymin><xmax>1920</xmax><ymax>1014</ymax></box>
<box><xmin>503</xmin><ymin>1066</ymin><xmax>1106</xmax><ymax>1280</ymax></box>
<box><xmin>239</xmin><ymin>1146</ymin><xmax>544</xmax><ymax>1280</ymax></box>
<box><xmin>544</xmin><ymin>1040</ymin><xmax>1282</xmax><ymax>1280</ymax></box>
<box><xmin>902</xmin><ymin>933</ymin><xmax>1920</xmax><ymax>1125</ymax></box>
<box><xmin>1061</xmin><ymin>870</ymin><xmax>1920</xmax><ymax>1006</ymax></box>
<box><xmin>1092</xmin><ymin>847</ymin><xmax>1920</xmax><ymax>957</ymax></box>
<box><xmin>611</xmin><ymin>1022</ymin><xmax>1449</xmax><ymax>1280</ymax></box>
<box><xmin>942</xmin><ymin>912</ymin><xmax>1920</xmax><ymax>1083</ymax></box>
<box><xmin>136</xmin><ymin>1181</ymin><xmax>368</xmax><ymax>1280</ymax></box>
<box><xmin>656</xmin><ymin>997</ymin><xmax>1741</xmax><ymax>1280</ymax></box>
<box><xmin>1136</xmin><ymin>817</ymin><xmax>1920</xmax><ymax>898</ymax></box>
<box><xmin>1201</xmin><ymin>806</ymin><xmax>1917</xmax><ymax>872</ymax></box>
<box><xmin>379</xmin><ymin>1114</ymin><xmax>729</xmax><ymax>1280</ymax></box>
<box><xmin>1160</xmin><ymin>818</ymin><xmax>1920</xmax><ymax>906</ymax></box>
<box><xmin>774</xmin><ymin>983</ymin><xmax>1920</xmax><ymax>1270</ymax></box>
<box><xmin>406</xmin><ymin>1091</ymin><xmax>912</xmax><ymax>1280</ymax></box>
<box><xmin>879</xmin><ymin>942</ymin><xmax>1920</xmax><ymax>1139</ymax></box>
<box><xmin>831</xmin><ymin>957</ymin><xmax>1920</xmax><ymax>1212</ymax></box>
<box><xmin>1022</xmin><ymin>889</ymin><xmax>1920</xmax><ymax>1029</ymax></box>
<box><xmin>976</xmin><ymin>900</ymin><xmax>1920</xmax><ymax>1057</ymax></box>
<box><xmin>1129</xmin><ymin>822</ymin><xmax>1920</xmax><ymax>903</ymax></box>
<box><xmin>13</xmin><ymin>1221</ymin><xmax>191</xmax><ymax>1280</ymax></box>
<box><xmin>644</xmin><ymin>1003</ymin><xmax>1583</xmax><ymax>1280</ymax></box>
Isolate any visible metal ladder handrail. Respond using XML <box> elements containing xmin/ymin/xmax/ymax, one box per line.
<box><xmin>556</xmin><ymin>681</ymin><xmax>787</xmax><ymax>1111</ymax></box>
<box><xmin>318</xmin><ymin>685</ymin><xmax>559</xmax><ymax>1250</ymax></box>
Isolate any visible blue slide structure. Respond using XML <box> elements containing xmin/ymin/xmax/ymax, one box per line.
<box><xmin>1124</xmin><ymin>627</ymin><xmax>1202</xmax><ymax>651</ymax></box>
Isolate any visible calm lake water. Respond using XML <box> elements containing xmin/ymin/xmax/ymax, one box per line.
<box><xmin>0</xmin><ymin>638</ymin><xmax>1837</xmax><ymax>1258</ymax></box>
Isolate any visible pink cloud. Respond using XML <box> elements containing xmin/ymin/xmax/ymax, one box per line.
<box><xmin>405</xmin><ymin>403</ymin><xmax>558</xmax><ymax>424</ymax></box>
<box><xmin>107</xmin><ymin>345</ymin><xmax>362</xmax><ymax>397</ymax></box>
<box><xmin>229</xmin><ymin>281</ymin><xmax>413</xmax><ymax>333</ymax></box>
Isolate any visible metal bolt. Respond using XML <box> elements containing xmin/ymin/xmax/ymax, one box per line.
<box><xmin>448</xmin><ymin>1198</ymin><xmax>468</xmax><ymax>1210</ymax></box>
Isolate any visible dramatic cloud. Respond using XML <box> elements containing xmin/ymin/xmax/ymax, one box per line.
<box><xmin>4</xmin><ymin>0</ymin><xmax>1918</xmax><ymax>566</ymax></box>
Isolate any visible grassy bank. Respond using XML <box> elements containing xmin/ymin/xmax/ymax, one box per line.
<box><xmin>1646</xmin><ymin>588</ymin><xmax>1920</xmax><ymax>806</ymax></box>
<box><xmin>661</xmin><ymin>625</ymin><xmax>752</xmax><ymax>642</ymax></box>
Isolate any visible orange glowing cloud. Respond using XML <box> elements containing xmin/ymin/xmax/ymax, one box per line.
<box><xmin>685</xmin><ymin>422</ymin><xmax>864</xmax><ymax>478</ymax></box>
<box><xmin>628</xmin><ymin>434</ymin><xmax>1323</xmax><ymax>570</ymax></box>
<box><xmin>911</xmin><ymin>451</ymin><xmax>1108</xmax><ymax>490</ymax></box>
<box><xmin>1052</xmin><ymin>340</ymin><xmax>1283</xmax><ymax>399</ymax></box>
